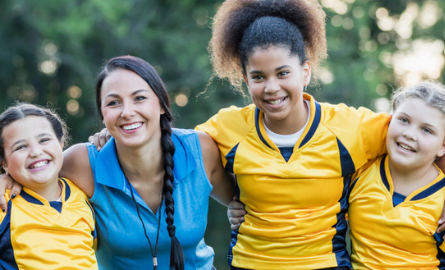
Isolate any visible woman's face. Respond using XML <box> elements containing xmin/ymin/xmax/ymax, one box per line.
<box><xmin>100</xmin><ymin>68</ymin><xmax>165</xmax><ymax>149</ymax></box>
<box><xmin>243</xmin><ymin>46</ymin><xmax>311</xmax><ymax>134</ymax></box>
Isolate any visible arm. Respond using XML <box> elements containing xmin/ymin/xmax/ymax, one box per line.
<box><xmin>60</xmin><ymin>144</ymin><xmax>95</xmax><ymax>198</ymax></box>
<box><xmin>0</xmin><ymin>174</ymin><xmax>22</xmax><ymax>213</ymax></box>
<box><xmin>197</xmin><ymin>130</ymin><xmax>235</xmax><ymax>206</ymax></box>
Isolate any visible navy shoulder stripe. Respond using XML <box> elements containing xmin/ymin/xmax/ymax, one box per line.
<box><xmin>336</xmin><ymin>138</ymin><xmax>355</xmax><ymax>177</ymax></box>
<box><xmin>60</xmin><ymin>178</ymin><xmax>71</xmax><ymax>201</ymax></box>
<box><xmin>20</xmin><ymin>190</ymin><xmax>44</xmax><ymax>205</ymax></box>
<box><xmin>379</xmin><ymin>155</ymin><xmax>390</xmax><ymax>191</ymax></box>
<box><xmin>225</xmin><ymin>143</ymin><xmax>239</xmax><ymax>174</ymax></box>
<box><xmin>0</xmin><ymin>200</ymin><xmax>19</xmax><ymax>270</ymax></box>
<box><xmin>255</xmin><ymin>108</ymin><xmax>273</xmax><ymax>149</ymax></box>
<box><xmin>300</xmin><ymin>101</ymin><xmax>321</xmax><ymax>148</ymax></box>
<box><xmin>412</xmin><ymin>177</ymin><xmax>445</xmax><ymax>201</ymax></box>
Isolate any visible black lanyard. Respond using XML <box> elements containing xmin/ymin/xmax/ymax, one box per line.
<box><xmin>126</xmin><ymin>177</ymin><xmax>162</xmax><ymax>270</ymax></box>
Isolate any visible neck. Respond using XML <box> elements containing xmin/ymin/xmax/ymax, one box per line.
<box><xmin>30</xmin><ymin>178</ymin><xmax>62</xmax><ymax>202</ymax></box>
<box><xmin>115</xmin><ymin>140</ymin><xmax>164</xmax><ymax>183</ymax></box>
<box><xmin>389</xmin><ymin>159</ymin><xmax>439</xmax><ymax>194</ymax></box>
<box><xmin>264</xmin><ymin>98</ymin><xmax>308</xmax><ymax>135</ymax></box>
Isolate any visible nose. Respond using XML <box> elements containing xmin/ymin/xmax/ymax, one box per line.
<box><xmin>265</xmin><ymin>78</ymin><xmax>280</xmax><ymax>94</ymax></box>
<box><xmin>29</xmin><ymin>145</ymin><xmax>43</xmax><ymax>158</ymax></box>
<box><xmin>121</xmin><ymin>101</ymin><xmax>136</xmax><ymax>118</ymax></box>
<box><xmin>402</xmin><ymin>129</ymin><xmax>417</xmax><ymax>141</ymax></box>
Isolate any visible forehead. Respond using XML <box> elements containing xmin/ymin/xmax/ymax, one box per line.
<box><xmin>101</xmin><ymin>69</ymin><xmax>151</xmax><ymax>97</ymax></box>
<box><xmin>247</xmin><ymin>46</ymin><xmax>301</xmax><ymax>67</ymax></box>
<box><xmin>3</xmin><ymin>116</ymin><xmax>55</xmax><ymax>144</ymax></box>
<box><xmin>395</xmin><ymin>98</ymin><xmax>445</xmax><ymax>122</ymax></box>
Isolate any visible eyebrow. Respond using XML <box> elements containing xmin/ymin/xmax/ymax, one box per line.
<box><xmin>398</xmin><ymin>112</ymin><xmax>439</xmax><ymax>130</ymax></box>
<box><xmin>103</xmin><ymin>89</ymin><xmax>150</xmax><ymax>100</ymax></box>
<box><xmin>10</xmin><ymin>133</ymin><xmax>53</xmax><ymax>149</ymax></box>
<box><xmin>249</xmin><ymin>65</ymin><xmax>291</xmax><ymax>74</ymax></box>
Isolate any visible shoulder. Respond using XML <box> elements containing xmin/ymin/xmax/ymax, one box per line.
<box><xmin>60</xmin><ymin>143</ymin><xmax>95</xmax><ymax>198</ymax></box>
<box><xmin>172</xmin><ymin>129</ymin><xmax>219</xmax><ymax>159</ymax></box>
<box><xmin>198</xmin><ymin>104</ymin><xmax>256</xmax><ymax>127</ymax></box>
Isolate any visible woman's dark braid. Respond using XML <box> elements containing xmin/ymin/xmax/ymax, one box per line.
<box><xmin>160</xmin><ymin>114</ymin><xmax>184</xmax><ymax>270</ymax></box>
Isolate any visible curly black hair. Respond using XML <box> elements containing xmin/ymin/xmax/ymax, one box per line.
<box><xmin>209</xmin><ymin>0</ymin><xmax>327</xmax><ymax>93</ymax></box>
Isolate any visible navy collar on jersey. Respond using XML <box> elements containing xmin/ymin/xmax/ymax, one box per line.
<box><xmin>94</xmin><ymin>130</ymin><xmax>196</xmax><ymax>192</ymax></box>
<box><xmin>380</xmin><ymin>155</ymin><xmax>445</xmax><ymax>201</ymax></box>
<box><xmin>20</xmin><ymin>178</ymin><xmax>70</xmax><ymax>212</ymax></box>
<box><xmin>255</xmin><ymin>100</ymin><xmax>321</xmax><ymax>150</ymax></box>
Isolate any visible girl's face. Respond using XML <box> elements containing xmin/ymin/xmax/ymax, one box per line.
<box><xmin>243</xmin><ymin>46</ymin><xmax>311</xmax><ymax>134</ymax></box>
<box><xmin>2</xmin><ymin>116</ymin><xmax>63</xmax><ymax>191</ymax></box>
<box><xmin>386</xmin><ymin>98</ymin><xmax>445</xmax><ymax>172</ymax></box>
<box><xmin>100</xmin><ymin>69</ymin><xmax>165</xmax><ymax>149</ymax></box>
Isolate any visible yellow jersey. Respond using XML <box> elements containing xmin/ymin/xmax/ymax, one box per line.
<box><xmin>196</xmin><ymin>93</ymin><xmax>390</xmax><ymax>269</ymax></box>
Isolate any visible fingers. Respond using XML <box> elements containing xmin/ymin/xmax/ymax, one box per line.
<box><xmin>10</xmin><ymin>182</ymin><xmax>22</xmax><ymax>199</ymax></box>
<box><xmin>0</xmin><ymin>195</ymin><xmax>6</xmax><ymax>213</ymax></box>
<box><xmin>97</xmin><ymin>128</ymin><xmax>112</xmax><ymax>150</ymax></box>
<box><xmin>88</xmin><ymin>128</ymin><xmax>110</xmax><ymax>151</ymax></box>
<box><xmin>230</xmin><ymin>201</ymin><xmax>245</xmax><ymax>210</ymax></box>
<box><xmin>230</xmin><ymin>221</ymin><xmax>242</xmax><ymax>231</ymax></box>
<box><xmin>0</xmin><ymin>173</ymin><xmax>13</xmax><ymax>212</ymax></box>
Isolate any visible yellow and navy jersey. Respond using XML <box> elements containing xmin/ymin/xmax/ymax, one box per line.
<box><xmin>0</xmin><ymin>178</ymin><xmax>97</xmax><ymax>270</ymax></box>
<box><xmin>349</xmin><ymin>155</ymin><xmax>445</xmax><ymax>269</ymax></box>
<box><xmin>196</xmin><ymin>93</ymin><xmax>390</xmax><ymax>269</ymax></box>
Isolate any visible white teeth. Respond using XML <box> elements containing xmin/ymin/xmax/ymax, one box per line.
<box><xmin>123</xmin><ymin>123</ymin><xmax>142</xmax><ymax>130</ymax></box>
<box><xmin>268</xmin><ymin>98</ymin><xmax>285</xmax><ymax>105</ymax></box>
<box><xmin>399</xmin><ymin>143</ymin><xmax>415</xmax><ymax>152</ymax></box>
<box><xmin>30</xmin><ymin>161</ymin><xmax>48</xmax><ymax>169</ymax></box>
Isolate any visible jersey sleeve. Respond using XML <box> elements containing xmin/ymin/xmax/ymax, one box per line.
<box><xmin>196</xmin><ymin>105</ymin><xmax>254</xmax><ymax>166</ymax></box>
<box><xmin>322</xmin><ymin>103</ymin><xmax>390</xmax><ymax>171</ymax></box>
<box><xmin>356</xmin><ymin>106</ymin><xmax>390</xmax><ymax>161</ymax></box>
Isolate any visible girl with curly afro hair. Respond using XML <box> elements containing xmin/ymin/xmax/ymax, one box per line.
<box><xmin>196</xmin><ymin>0</ymin><xmax>391</xmax><ymax>269</ymax></box>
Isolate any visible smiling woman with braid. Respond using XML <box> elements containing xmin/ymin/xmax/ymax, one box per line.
<box><xmin>0</xmin><ymin>56</ymin><xmax>235</xmax><ymax>270</ymax></box>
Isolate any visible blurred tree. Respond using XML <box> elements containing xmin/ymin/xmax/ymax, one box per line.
<box><xmin>1</xmin><ymin>0</ymin><xmax>445</xmax><ymax>269</ymax></box>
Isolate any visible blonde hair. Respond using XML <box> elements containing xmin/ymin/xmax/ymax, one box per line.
<box><xmin>391</xmin><ymin>80</ymin><xmax>445</xmax><ymax>118</ymax></box>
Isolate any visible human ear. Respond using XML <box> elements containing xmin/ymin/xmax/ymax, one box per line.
<box><xmin>2</xmin><ymin>162</ymin><xmax>8</xmax><ymax>175</ymax></box>
<box><xmin>437</xmin><ymin>141</ymin><xmax>445</xmax><ymax>158</ymax></box>
<box><xmin>302</xmin><ymin>61</ymin><xmax>312</xmax><ymax>86</ymax></box>
<box><xmin>243</xmin><ymin>73</ymin><xmax>249</xmax><ymax>88</ymax></box>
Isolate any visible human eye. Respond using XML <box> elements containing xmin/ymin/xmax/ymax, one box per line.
<box><xmin>135</xmin><ymin>96</ymin><xmax>147</xmax><ymax>102</ymax></box>
<box><xmin>105</xmin><ymin>100</ymin><xmax>120</xmax><ymax>107</ymax></box>
<box><xmin>422</xmin><ymin>127</ymin><xmax>433</xmax><ymax>134</ymax></box>
<box><xmin>251</xmin><ymin>74</ymin><xmax>263</xmax><ymax>81</ymax></box>
<box><xmin>14</xmin><ymin>144</ymin><xmax>27</xmax><ymax>152</ymax></box>
<box><xmin>40</xmin><ymin>137</ymin><xmax>52</xmax><ymax>144</ymax></box>
<box><xmin>398</xmin><ymin>117</ymin><xmax>408</xmax><ymax>123</ymax></box>
<box><xmin>278</xmin><ymin>71</ymin><xmax>289</xmax><ymax>77</ymax></box>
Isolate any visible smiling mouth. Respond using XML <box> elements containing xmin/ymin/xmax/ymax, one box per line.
<box><xmin>267</xmin><ymin>97</ymin><xmax>286</xmax><ymax>105</ymax></box>
<box><xmin>397</xmin><ymin>142</ymin><xmax>416</xmax><ymax>152</ymax></box>
<box><xmin>122</xmin><ymin>123</ymin><xmax>142</xmax><ymax>131</ymax></box>
<box><xmin>29</xmin><ymin>160</ymin><xmax>49</xmax><ymax>169</ymax></box>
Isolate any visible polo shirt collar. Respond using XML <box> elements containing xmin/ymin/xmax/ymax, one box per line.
<box><xmin>94</xmin><ymin>134</ymin><xmax>196</xmax><ymax>192</ymax></box>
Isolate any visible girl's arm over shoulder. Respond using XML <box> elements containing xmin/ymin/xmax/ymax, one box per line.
<box><xmin>60</xmin><ymin>144</ymin><xmax>95</xmax><ymax>198</ymax></box>
<box><xmin>197</xmin><ymin>130</ymin><xmax>235</xmax><ymax>206</ymax></box>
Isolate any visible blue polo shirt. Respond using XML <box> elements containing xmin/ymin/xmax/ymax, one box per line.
<box><xmin>87</xmin><ymin>128</ymin><xmax>214</xmax><ymax>269</ymax></box>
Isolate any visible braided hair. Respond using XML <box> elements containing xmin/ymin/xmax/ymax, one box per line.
<box><xmin>95</xmin><ymin>56</ymin><xmax>184</xmax><ymax>270</ymax></box>
<box><xmin>209</xmin><ymin>0</ymin><xmax>327</xmax><ymax>93</ymax></box>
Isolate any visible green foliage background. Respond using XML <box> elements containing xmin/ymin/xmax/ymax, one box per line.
<box><xmin>1</xmin><ymin>0</ymin><xmax>445</xmax><ymax>268</ymax></box>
